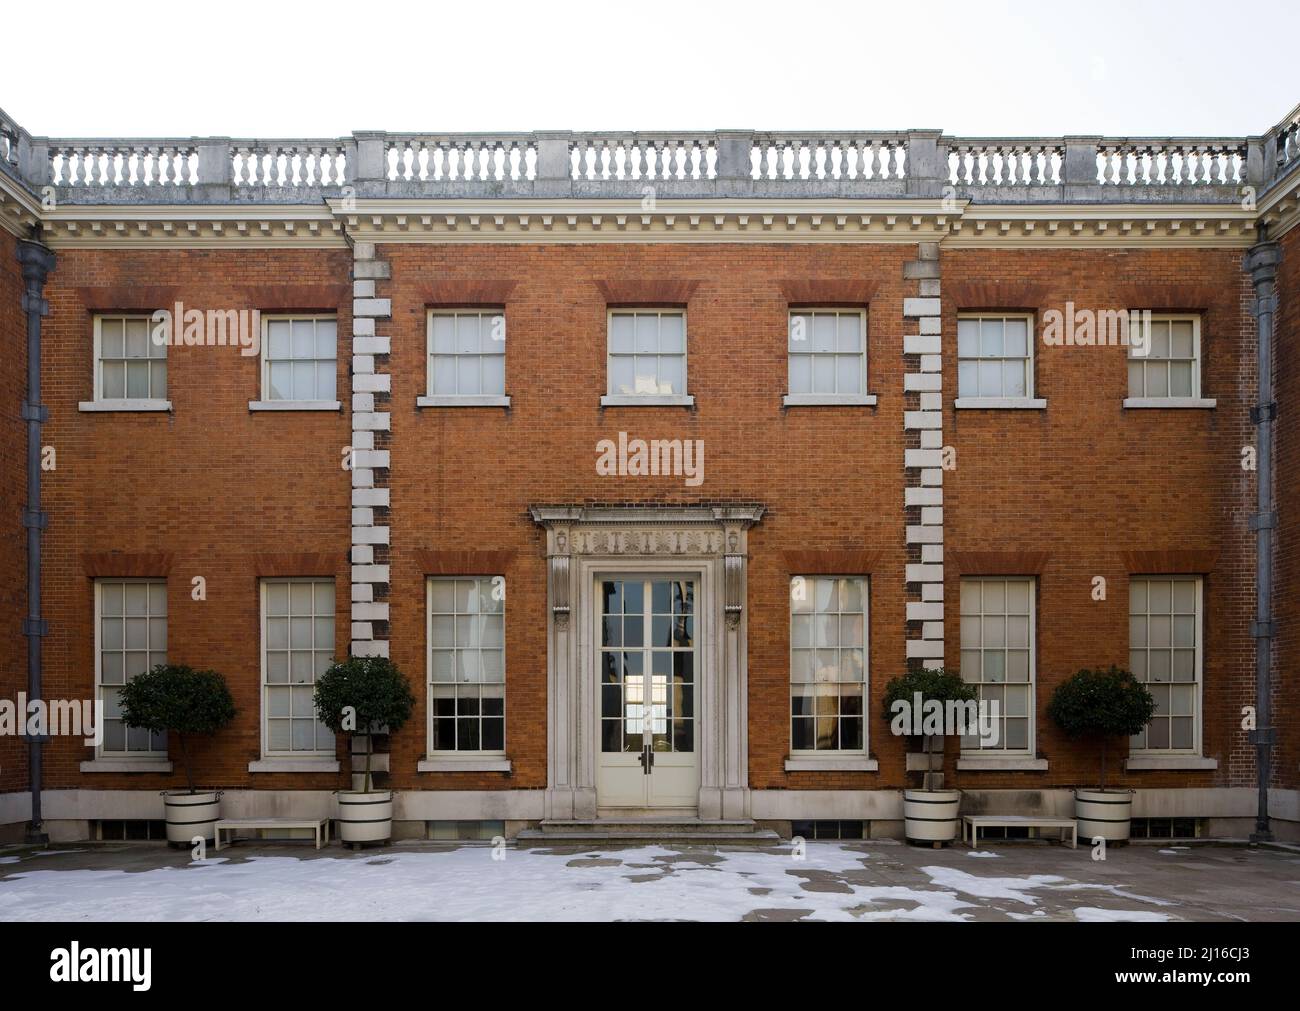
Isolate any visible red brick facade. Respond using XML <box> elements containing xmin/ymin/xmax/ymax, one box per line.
<box><xmin>1</xmin><ymin>227</ymin><xmax>1296</xmax><ymax>835</ymax></box>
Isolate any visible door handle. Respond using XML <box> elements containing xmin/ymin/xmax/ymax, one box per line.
<box><xmin>639</xmin><ymin>743</ymin><xmax>654</xmax><ymax>774</ymax></box>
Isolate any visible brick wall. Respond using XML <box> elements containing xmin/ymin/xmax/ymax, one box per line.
<box><xmin>0</xmin><ymin>229</ymin><xmax>28</xmax><ymax>795</ymax></box>
<box><xmin>941</xmin><ymin>247</ymin><xmax>1255</xmax><ymax>790</ymax></box>
<box><xmin>39</xmin><ymin>248</ymin><xmax>354</xmax><ymax>792</ymax></box>
<box><xmin>25</xmin><ymin>238</ymin><xmax>1268</xmax><ymax>798</ymax></box>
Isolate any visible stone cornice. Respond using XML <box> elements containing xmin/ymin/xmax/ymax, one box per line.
<box><xmin>0</xmin><ymin>169</ymin><xmax>41</xmax><ymax>238</ymax></box>
<box><xmin>24</xmin><ymin>194</ymin><xmax>1278</xmax><ymax>250</ymax></box>
<box><xmin>945</xmin><ymin>203</ymin><xmax>1259</xmax><ymax>248</ymax></box>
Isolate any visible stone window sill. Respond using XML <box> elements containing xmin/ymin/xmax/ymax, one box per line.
<box><xmin>1125</xmin><ymin>755</ymin><xmax>1218</xmax><ymax>771</ymax></box>
<box><xmin>80</xmin><ymin>759</ymin><xmax>173</xmax><ymax>773</ymax></box>
<box><xmin>1123</xmin><ymin>397</ymin><xmax>1216</xmax><ymax>409</ymax></box>
<box><xmin>957</xmin><ymin>756</ymin><xmax>1049</xmax><ymax>771</ymax></box>
<box><xmin>248</xmin><ymin>758</ymin><xmax>340</xmax><ymax>773</ymax></box>
<box><xmin>418</xmin><ymin>756</ymin><xmax>512</xmax><ymax>773</ymax></box>
<box><xmin>416</xmin><ymin>395</ymin><xmax>511</xmax><ymax>408</ymax></box>
<box><xmin>954</xmin><ymin>397</ymin><xmax>1047</xmax><ymax>410</ymax></box>
<box><xmin>782</xmin><ymin>393</ymin><xmax>878</xmax><ymax>407</ymax></box>
<box><xmin>600</xmin><ymin>394</ymin><xmax>695</xmax><ymax>408</ymax></box>
<box><xmin>78</xmin><ymin>399</ymin><xmax>172</xmax><ymax>413</ymax></box>
<box><xmin>249</xmin><ymin>400</ymin><xmax>341</xmax><ymax>411</ymax></box>
<box><xmin>784</xmin><ymin>755</ymin><xmax>879</xmax><ymax>773</ymax></box>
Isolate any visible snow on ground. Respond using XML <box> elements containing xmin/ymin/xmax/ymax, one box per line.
<box><xmin>1074</xmin><ymin>907</ymin><xmax>1173</xmax><ymax>922</ymax></box>
<box><xmin>0</xmin><ymin>843</ymin><xmax>1178</xmax><ymax>922</ymax></box>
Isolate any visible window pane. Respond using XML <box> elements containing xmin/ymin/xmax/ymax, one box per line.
<box><xmin>126</xmin><ymin>361</ymin><xmax>149</xmax><ymax>399</ymax></box>
<box><xmin>812</xmin><ymin>314</ymin><xmax>836</xmax><ymax>352</ymax></box>
<box><xmin>102</xmin><ymin>362</ymin><xmax>126</xmax><ymax>399</ymax></box>
<box><xmin>812</xmin><ymin>355</ymin><xmax>834</xmax><ymax>394</ymax></box>
<box><xmin>609</xmin><ymin>355</ymin><xmax>634</xmax><ymax>395</ymax></box>
<box><xmin>100</xmin><ymin>318</ymin><xmax>124</xmax><ymax>357</ymax></box>
<box><xmin>979</xmin><ymin>319</ymin><xmax>1003</xmax><ymax>357</ymax></box>
<box><xmin>1128</xmin><ymin>361</ymin><xmax>1145</xmax><ymax>398</ymax></box>
<box><xmin>431</xmin><ymin>315</ymin><xmax>455</xmax><ymax>354</ymax></box>
<box><xmin>978</xmin><ymin>360</ymin><xmax>1001</xmax><ymax>397</ymax></box>
<box><xmin>125</xmin><ymin>319</ymin><xmax>149</xmax><ymax>358</ymax></box>
<box><xmin>315</xmin><ymin>320</ymin><xmax>337</xmax><ymax>358</ymax></box>
<box><xmin>957</xmin><ymin>318</ymin><xmax>978</xmax><ymax>358</ymax></box>
<box><xmin>456</xmin><ymin>355</ymin><xmax>479</xmax><ymax>394</ymax></box>
<box><xmin>267</xmin><ymin>320</ymin><xmax>291</xmax><ymax>358</ymax></box>
<box><xmin>1003</xmin><ymin>318</ymin><xmax>1028</xmax><ymax>357</ymax></box>
<box><xmin>482</xmin><ymin>354</ymin><xmax>505</xmax><ymax>395</ymax></box>
<box><xmin>789</xmin><ymin>355</ymin><xmax>812</xmax><ymax>394</ymax></box>
<box><xmin>659</xmin><ymin>314</ymin><xmax>685</xmax><ymax>353</ymax></box>
<box><xmin>958</xmin><ymin>361</ymin><xmax>977</xmax><ymax>398</ymax></box>
<box><xmin>836</xmin><ymin>355</ymin><xmax>862</xmax><ymax>394</ymax></box>
<box><xmin>836</xmin><ymin>314</ymin><xmax>863</xmax><ymax>352</ymax></box>
<box><xmin>1003</xmin><ymin>360</ymin><xmax>1026</xmax><ymax>398</ymax></box>
<box><xmin>432</xmin><ymin>356</ymin><xmax>456</xmax><ymax>394</ymax></box>
<box><xmin>788</xmin><ymin>313</ymin><xmax>812</xmax><ymax>350</ymax></box>
<box><xmin>658</xmin><ymin>354</ymin><xmax>684</xmax><ymax>395</ymax></box>
<box><xmin>634</xmin><ymin>314</ymin><xmax>658</xmax><ymax>353</ymax></box>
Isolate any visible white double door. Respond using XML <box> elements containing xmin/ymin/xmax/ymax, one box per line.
<box><xmin>595</xmin><ymin>576</ymin><xmax>700</xmax><ymax>811</ymax></box>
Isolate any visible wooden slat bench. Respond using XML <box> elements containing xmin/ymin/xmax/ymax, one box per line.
<box><xmin>214</xmin><ymin>818</ymin><xmax>330</xmax><ymax>851</ymax></box>
<box><xmin>962</xmin><ymin>814</ymin><xmax>1077</xmax><ymax>850</ymax></box>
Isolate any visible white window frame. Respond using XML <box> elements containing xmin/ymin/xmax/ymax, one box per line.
<box><xmin>258</xmin><ymin>578</ymin><xmax>337</xmax><ymax>760</ymax></box>
<box><xmin>425</xmin><ymin>576</ymin><xmax>507</xmax><ymax>758</ymax></box>
<box><xmin>783</xmin><ymin>308</ymin><xmax>876</xmax><ymax>407</ymax></box>
<box><xmin>80</xmin><ymin>314</ymin><xmax>172</xmax><ymax>413</ymax></box>
<box><xmin>94</xmin><ymin>578</ymin><xmax>169</xmax><ymax>759</ymax></box>
<box><xmin>250</xmin><ymin>314</ymin><xmax>340</xmax><ymax>411</ymax></box>
<box><xmin>601</xmin><ymin>308</ymin><xmax>694</xmax><ymax>407</ymax></box>
<box><xmin>418</xmin><ymin>309</ymin><xmax>510</xmax><ymax>408</ymax></box>
<box><xmin>1129</xmin><ymin>575</ymin><xmax>1204</xmax><ymax>756</ymax></box>
<box><xmin>954</xmin><ymin>312</ymin><xmax>1046</xmax><ymax>409</ymax></box>
<box><xmin>1124</xmin><ymin>313</ymin><xmax>1215</xmax><ymax>409</ymax></box>
<box><xmin>959</xmin><ymin>576</ymin><xmax>1036</xmax><ymax>757</ymax></box>
<box><xmin>788</xmin><ymin>575</ymin><xmax>869</xmax><ymax>757</ymax></box>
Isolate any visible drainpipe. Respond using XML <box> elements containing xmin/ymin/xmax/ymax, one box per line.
<box><xmin>16</xmin><ymin>236</ymin><xmax>54</xmax><ymax>845</ymax></box>
<box><xmin>1244</xmin><ymin>231</ymin><xmax>1280</xmax><ymax>844</ymax></box>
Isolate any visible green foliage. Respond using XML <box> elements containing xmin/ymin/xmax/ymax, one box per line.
<box><xmin>118</xmin><ymin>664</ymin><xmax>236</xmax><ymax>793</ymax></box>
<box><xmin>314</xmin><ymin>657</ymin><xmax>415</xmax><ymax>794</ymax></box>
<box><xmin>313</xmin><ymin>656</ymin><xmax>415</xmax><ymax>739</ymax></box>
<box><xmin>1047</xmin><ymin>666</ymin><xmax>1156</xmax><ymax>789</ymax></box>
<box><xmin>1047</xmin><ymin>666</ymin><xmax>1156</xmax><ymax>740</ymax></box>
<box><xmin>119</xmin><ymin>664</ymin><xmax>236</xmax><ymax>737</ymax></box>
<box><xmin>881</xmin><ymin>667</ymin><xmax>978</xmax><ymax>721</ymax></box>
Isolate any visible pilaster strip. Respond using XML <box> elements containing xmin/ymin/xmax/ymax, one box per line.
<box><xmin>902</xmin><ymin>242</ymin><xmax>944</xmax><ymax>664</ymax></box>
<box><xmin>349</xmin><ymin>240</ymin><xmax>392</xmax><ymax>658</ymax></box>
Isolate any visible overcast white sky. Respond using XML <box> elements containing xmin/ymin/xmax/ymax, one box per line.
<box><xmin>5</xmin><ymin>0</ymin><xmax>1297</xmax><ymax>138</ymax></box>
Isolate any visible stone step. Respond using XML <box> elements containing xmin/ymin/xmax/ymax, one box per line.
<box><xmin>538</xmin><ymin>819</ymin><xmax>758</xmax><ymax>835</ymax></box>
<box><xmin>517</xmin><ymin>821</ymin><xmax>782</xmax><ymax>848</ymax></box>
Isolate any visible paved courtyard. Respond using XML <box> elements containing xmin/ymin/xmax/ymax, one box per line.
<box><xmin>1</xmin><ymin>839</ymin><xmax>1297</xmax><ymax>922</ymax></box>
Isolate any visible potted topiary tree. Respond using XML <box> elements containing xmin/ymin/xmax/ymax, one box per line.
<box><xmin>118</xmin><ymin>664</ymin><xmax>236</xmax><ymax>846</ymax></box>
<box><xmin>1047</xmin><ymin>665</ymin><xmax>1156</xmax><ymax>842</ymax></box>
<box><xmin>313</xmin><ymin>656</ymin><xmax>415</xmax><ymax>846</ymax></box>
<box><xmin>883</xmin><ymin>667</ymin><xmax>979</xmax><ymax>845</ymax></box>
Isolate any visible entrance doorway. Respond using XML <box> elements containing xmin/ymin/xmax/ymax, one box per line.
<box><xmin>595</xmin><ymin>577</ymin><xmax>700</xmax><ymax>811</ymax></box>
